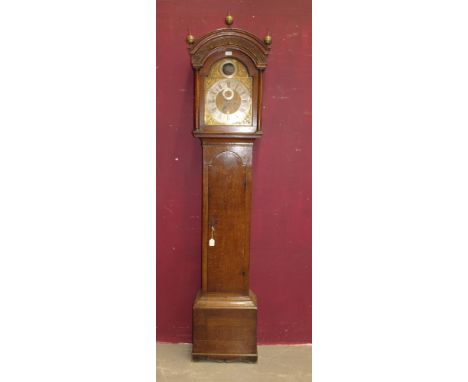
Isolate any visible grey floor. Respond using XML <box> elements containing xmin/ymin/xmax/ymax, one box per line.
<box><xmin>157</xmin><ymin>343</ymin><xmax>312</xmax><ymax>382</ymax></box>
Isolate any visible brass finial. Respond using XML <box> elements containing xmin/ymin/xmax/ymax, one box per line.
<box><xmin>264</xmin><ymin>33</ymin><xmax>272</xmax><ymax>45</ymax></box>
<box><xmin>186</xmin><ymin>32</ymin><xmax>195</xmax><ymax>45</ymax></box>
<box><xmin>225</xmin><ymin>13</ymin><xmax>234</xmax><ymax>26</ymax></box>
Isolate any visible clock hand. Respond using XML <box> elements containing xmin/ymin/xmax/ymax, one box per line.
<box><xmin>222</xmin><ymin>99</ymin><xmax>229</xmax><ymax>113</ymax></box>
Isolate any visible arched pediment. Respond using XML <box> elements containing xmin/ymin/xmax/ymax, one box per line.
<box><xmin>189</xmin><ymin>28</ymin><xmax>270</xmax><ymax>70</ymax></box>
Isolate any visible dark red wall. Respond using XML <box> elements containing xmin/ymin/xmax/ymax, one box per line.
<box><xmin>157</xmin><ymin>0</ymin><xmax>311</xmax><ymax>344</ymax></box>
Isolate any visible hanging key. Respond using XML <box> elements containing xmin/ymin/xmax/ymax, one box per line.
<box><xmin>209</xmin><ymin>225</ymin><xmax>215</xmax><ymax>247</ymax></box>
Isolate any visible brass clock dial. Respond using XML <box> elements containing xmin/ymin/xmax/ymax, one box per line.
<box><xmin>204</xmin><ymin>59</ymin><xmax>252</xmax><ymax>126</ymax></box>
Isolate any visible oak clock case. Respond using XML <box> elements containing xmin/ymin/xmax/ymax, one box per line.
<box><xmin>187</xmin><ymin>16</ymin><xmax>271</xmax><ymax>363</ymax></box>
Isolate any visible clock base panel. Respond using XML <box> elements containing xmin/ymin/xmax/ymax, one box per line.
<box><xmin>192</xmin><ymin>290</ymin><xmax>257</xmax><ymax>362</ymax></box>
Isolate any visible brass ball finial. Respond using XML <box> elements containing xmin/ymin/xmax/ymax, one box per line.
<box><xmin>186</xmin><ymin>33</ymin><xmax>195</xmax><ymax>45</ymax></box>
<box><xmin>225</xmin><ymin>13</ymin><xmax>234</xmax><ymax>26</ymax></box>
<box><xmin>264</xmin><ymin>33</ymin><xmax>272</xmax><ymax>45</ymax></box>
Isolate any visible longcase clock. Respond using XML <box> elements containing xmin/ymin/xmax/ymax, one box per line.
<box><xmin>186</xmin><ymin>15</ymin><xmax>271</xmax><ymax>362</ymax></box>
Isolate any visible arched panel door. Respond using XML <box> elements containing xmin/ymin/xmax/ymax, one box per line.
<box><xmin>207</xmin><ymin>151</ymin><xmax>248</xmax><ymax>294</ymax></box>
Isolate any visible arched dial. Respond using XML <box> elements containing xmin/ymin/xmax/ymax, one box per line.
<box><xmin>203</xmin><ymin>58</ymin><xmax>253</xmax><ymax>126</ymax></box>
<box><xmin>205</xmin><ymin>79</ymin><xmax>251</xmax><ymax>125</ymax></box>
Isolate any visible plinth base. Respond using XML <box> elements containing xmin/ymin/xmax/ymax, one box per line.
<box><xmin>192</xmin><ymin>353</ymin><xmax>258</xmax><ymax>363</ymax></box>
<box><xmin>192</xmin><ymin>290</ymin><xmax>257</xmax><ymax>362</ymax></box>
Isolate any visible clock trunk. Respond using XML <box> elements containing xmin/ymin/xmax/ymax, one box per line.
<box><xmin>192</xmin><ymin>138</ymin><xmax>257</xmax><ymax>362</ymax></box>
